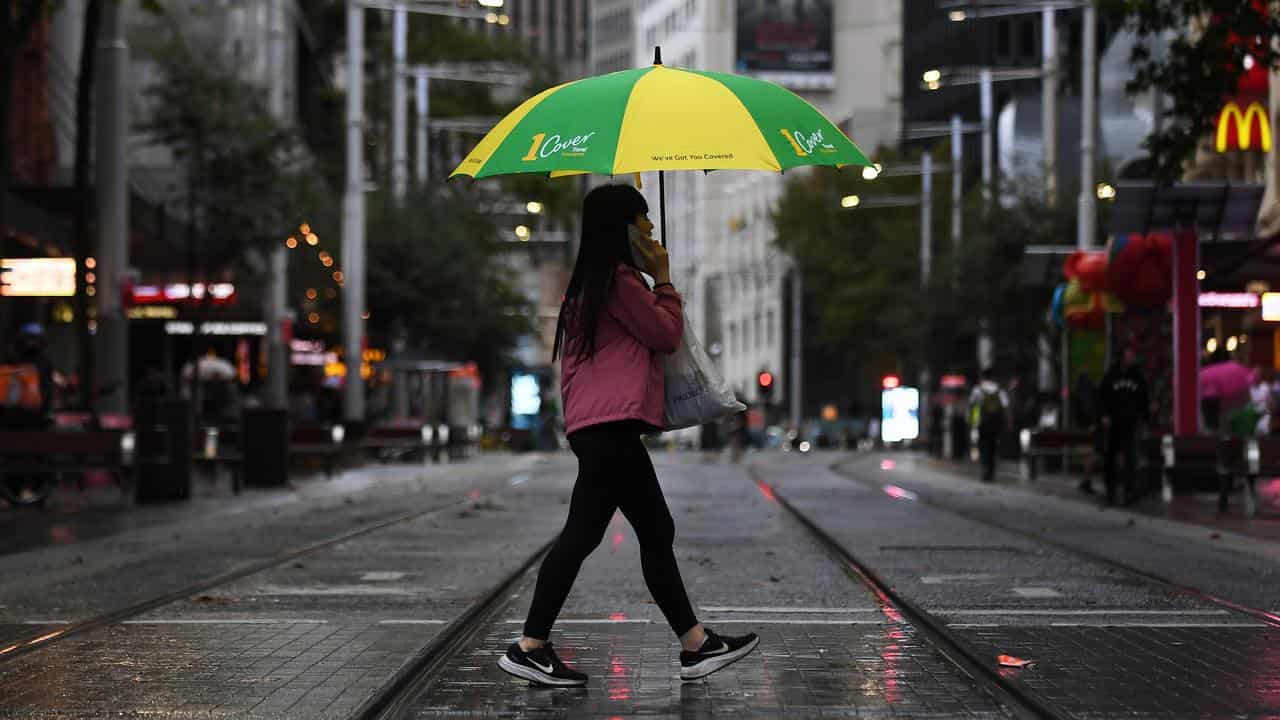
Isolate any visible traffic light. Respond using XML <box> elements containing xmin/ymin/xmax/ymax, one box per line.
<box><xmin>757</xmin><ymin>370</ymin><xmax>774</xmax><ymax>400</ymax></box>
<box><xmin>882</xmin><ymin>374</ymin><xmax>901</xmax><ymax>389</ymax></box>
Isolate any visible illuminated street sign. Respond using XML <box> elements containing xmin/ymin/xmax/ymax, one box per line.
<box><xmin>1199</xmin><ymin>292</ymin><xmax>1260</xmax><ymax>309</ymax></box>
<box><xmin>882</xmin><ymin>386</ymin><xmax>919</xmax><ymax>443</ymax></box>
<box><xmin>1264</xmin><ymin>293</ymin><xmax>1280</xmax><ymax>321</ymax></box>
<box><xmin>0</xmin><ymin>258</ymin><xmax>75</xmax><ymax>297</ymax></box>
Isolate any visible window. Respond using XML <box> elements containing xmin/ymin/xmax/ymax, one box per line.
<box><xmin>1019</xmin><ymin>20</ymin><xmax>1036</xmax><ymax>61</ymax></box>
<box><xmin>995</xmin><ymin>19</ymin><xmax>1011</xmax><ymax>61</ymax></box>
<box><xmin>766</xmin><ymin>311</ymin><xmax>775</xmax><ymax>347</ymax></box>
<box><xmin>754</xmin><ymin>312</ymin><xmax>761</xmax><ymax>350</ymax></box>
<box><xmin>729</xmin><ymin>323</ymin><xmax>738</xmax><ymax>354</ymax></box>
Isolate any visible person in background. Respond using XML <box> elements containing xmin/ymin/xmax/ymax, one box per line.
<box><xmin>969</xmin><ymin>369</ymin><xmax>1010</xmax><ymax>482</ymax></box>
<box><xmin>1099</xmin><ymin>347</ymin><xmax>1150</xmax><ymax>505</ymax></box>
<box><xmin>1250</xmin><ymin>368</ymin><xmax>1272</xmax><ymax>412</ymax></box>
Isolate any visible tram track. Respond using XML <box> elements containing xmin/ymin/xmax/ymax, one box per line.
<box><xmin>747</xmin><ymin>467</ymin><xmax>1061</xmax><ymax>720</ymax></box>
<box><xmin>351</xmin><ymin>540</ymin><xmax>552</xmax><ymax>720</ymax></box>
<box><xmin>0</xmin><ymin>469</ymin><xmax>545</xmax><ymax>663</ymax></box>
<box><xmin>828</xmin><ymin>458</ymin><xmax>1280</xmax><ymax>629</ymax></box>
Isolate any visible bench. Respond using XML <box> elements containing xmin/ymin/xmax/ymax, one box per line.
<box><xmin>360</xmin><ymin>421</ymin><xmax>440</xmax><ymax>462</ymax></box>
<box><xmin>289</xmin><ymin>424</ymin><xmax>345</xmax><ymax>476</ymax></box>
<box><xmin>1160</xmin><ymin>434</ymin><xmax>1232</xmax><ymax>503</ymax></box>
<box><xmin>0</xmin><ymin>430</ymin><xmax>135</xmax><ymax>504</ymax></box>
<box><xmin>1220</xmin><ymin>436</ymin><xmax>1279</xmax><ymax>516</ymax></box>
<box><xmin>1019</xmin><ymin>429</ymin><xmax>1096</xmax><ymax>480</ymax></box>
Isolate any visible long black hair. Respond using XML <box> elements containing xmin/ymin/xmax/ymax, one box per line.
<box><xmin>552</xmin><ymin>184</ymin><xmax>649</xmax><ymax>361</ymax></box>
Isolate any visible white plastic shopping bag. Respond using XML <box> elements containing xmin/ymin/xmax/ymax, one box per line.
<box><xmin>663</xmin><ymin>311</ymin><xmax>746</xmax><ymax>430</ymax></box>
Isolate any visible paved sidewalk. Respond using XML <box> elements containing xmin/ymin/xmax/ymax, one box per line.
<box><xmin>0</xmin><ymin>452</ymin><xmax>549</xmax><ymax>557</ymax></box>
<box><xmin>924</xmin><ymin>452</ymin><xmax>1280</xmax><ymax>544</ymax></box>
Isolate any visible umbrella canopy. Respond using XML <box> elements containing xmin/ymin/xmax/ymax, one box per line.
<box><xmin>451</xmin><ymin>61</ymin><xmax>870</xmax><ymax>180</ymax></box>
<box><xmin>1200</xmin><ymin>361</ymin><xmax>1255</xmax><ymax>400</ymax></box>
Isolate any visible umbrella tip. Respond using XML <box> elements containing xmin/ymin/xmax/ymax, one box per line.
<box><xmin>653</xmin><ymin>46</ymin><xmax>662</xmax><ymax>65</ymax></box>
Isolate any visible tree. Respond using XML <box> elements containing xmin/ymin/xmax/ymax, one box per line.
<box><xmin>135</xmin><ymin>16</ymin><xmax>330</xmax><ymax>401</ymax></box>
<box><xmin>1099</xmin><ymin>0</ymin><xmax>1280</xmax><ymax>181</ymax></box>
<box><xmin>772</xmin><ymin>150</ymin><xmax>1068</xmax><ymax>407</ymax></box>
<box><xmin>364</xmin><ymin>186</ymin><xmax>533</xmax><ymax>383</ymax></box>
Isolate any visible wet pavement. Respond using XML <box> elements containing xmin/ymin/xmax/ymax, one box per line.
<box><xmin>766</xmin><ymin>451</ymin><xmax>1280</xmax><ymax>719</ymax></box>
<box><xmin>926</xmin><ymin>452</ymin><xmax>1280</xmax><ymax>545</ymax></box>
<box><xmin>401</xmin><ymin>456</ymin><xmax>1008</xmax><ymax>719</ymax></box>
<box><xmin>0</xmin><ymin>454</ymin><xmax>578</xmax><ymax>718</ymax></box>
<box><xmin>0</xmin><ymin>449</ymin><xmax>1276</xmax><ymax>718</ymax></box>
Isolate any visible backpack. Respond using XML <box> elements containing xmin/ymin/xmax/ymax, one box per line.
<box><xmin>0</xmin><ymin>364</ymin><xmax>42</xmax><ymax>412</ymax></box>
<box><xmin>979</xmin><ymin>387</ymin><xmax>1004</xmax><ymax>425</ymax></box>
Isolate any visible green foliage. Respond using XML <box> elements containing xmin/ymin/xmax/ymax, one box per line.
<box><xmin>1099</xmin><ymin>0</ymin><xmax>1280</xmax><ymax>182</ymax></box>
<box><xmin>135</xmin><ymin>20</ymin><xmax>328</xmax><ymax>270</ymax></box>
<box><xmin>771</xmin><ymin>151</ymin><xmax>931</xmax><ymax>369</ymax></box>
<box><xmin>364</xmin><ymin>186</ymin><xmax>533</xmax><ymax>380</ymax></box>
<box><xmin>773</xmin><ymin>149</ymin><xmax>1067</xmax><ymax>385</ymax></box>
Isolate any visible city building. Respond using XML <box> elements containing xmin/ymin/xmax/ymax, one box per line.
<box><xmin>588</xmin><ymin>0</ymin><xmax>634</xmax><ymax>74</ymax></box>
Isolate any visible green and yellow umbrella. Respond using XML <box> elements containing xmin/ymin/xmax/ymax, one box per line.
<box><xmin>451</xmin><ymin>50</ymin><xmax>871</xmax><ymax>239</ymax></box>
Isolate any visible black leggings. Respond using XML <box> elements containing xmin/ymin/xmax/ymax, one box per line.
<box><xmin>523</xmin><ymin>421</ymin><xmax>699</xmax><ymax>640</ymax></box>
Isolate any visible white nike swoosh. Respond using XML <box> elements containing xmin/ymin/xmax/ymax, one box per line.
<box><xmin>701</xmin><ymin>642</ymin><xmax>730</xmax><ymax>656</ymax></box>
<box><xmin>530</xmin><ymin>658</ymin><xmax>555</xmax><ymax>674</ymax></box>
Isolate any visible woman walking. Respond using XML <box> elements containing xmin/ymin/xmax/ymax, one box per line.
<box><xmin>498</xmin><ymin>185</ymin><xmax>759</xmax><ymax>687</ymax></box>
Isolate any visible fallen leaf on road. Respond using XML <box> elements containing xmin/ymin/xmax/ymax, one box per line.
<box><xmin>998</xmin><ymin>655</ymin><xmax>1034</xmax><ymax>668</ymax></box>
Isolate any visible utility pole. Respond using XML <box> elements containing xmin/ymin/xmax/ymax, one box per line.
<box><xmin>979</xmin><ymin>67</ymin><xmax>993</xmax><ymax>202</ymax></box>
<box><xmin>415</xmin><ymin>74</ymin><xmax>429</xmax><ymax>183</ymax></box>
<box><xmin>391</xmin><ymin>3</ymin><xmax>409</xmax><ymax>200</ymax></box>
<box><xmin>921</xmin><ymin>150</ymin><xmax>932</xmax><ymax>287</ymax></box>
<box><xmin>94</xmin><ymin>0</ymin><xmax>128</xmax><ymax>414</ymax></box>
<box><xmin>950</xmin><ymin>114</ymin><xmax>963</xmax><ymax>258</ymax></box>
<box><xmin>264</xmin><ymin>0</ymin><xmax>289</xmax><ymax>410</ymax></box>
<box><xmin>342</xmin><ymin>1</ymin><xmax>367</xmax><ymax>424</ymax></box>
<box><xmin>1078</xmin><ymin>2</ymin><xmax>1097</xmax><ymax>249</ymax></box>
<box><xmin>389</xmin><ymin>3</ymin><xmax>409</xmax><ymax>419</ymax></box>
<box><xmin>789</xmin><ymin>270</ymin><xmax>802</xmax><ymax>431</ymax></box>
<box><xmin>1042</xmin><ymin>6</ymin><xmax>1058</xmax><ymax>207</ymax></box>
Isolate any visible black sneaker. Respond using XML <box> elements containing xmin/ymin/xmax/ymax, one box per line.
<box><xmin>679</xmin><ymin>628</ymin><xmax>760</xmax><ymax>681</ymax></box>
<box><xmin>497</xmin><ymin>641</ymin><xmax>587</xmax><ymax>687</ymax></box>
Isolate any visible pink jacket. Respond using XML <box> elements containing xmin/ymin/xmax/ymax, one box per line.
<box><xmin>560</xmin><ymin>266</ymin><xmax>683</xmax><ymax>435</ymax></box>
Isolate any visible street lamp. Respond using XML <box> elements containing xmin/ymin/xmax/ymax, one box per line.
<box><xmin>939</xmin><ymin>0</ymin><xmax>1095</xmax><ymax>246</ymax></box>
<box><xmin>526</xmin><ymin>201</ymin><xmax>544</xmax><ymax>214</ymax></box>
<box><xmin>840</xmin><ymin>194</ymin><xmax>861</xmax><ymax>208</ymax></box>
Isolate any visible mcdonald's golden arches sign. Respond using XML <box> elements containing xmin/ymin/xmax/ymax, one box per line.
<box><xmin>1216</xmin><ymin>101</ymin><xmax>1272</xmax><ymax>153</ymax></box>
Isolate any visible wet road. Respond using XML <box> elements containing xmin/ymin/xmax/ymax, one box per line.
<box><xmin>0</xmin><ymin>450</ymin><xmax>1276</xmax><ymax>718</ymax></box>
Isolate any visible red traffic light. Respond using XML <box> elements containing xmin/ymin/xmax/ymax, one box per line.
<box><xmin>758</xmin><ymin>371</ymin><xmax>773</xmax><ymax>388</ymax></box>
<box><xmin>882</xmin><ymin>375</ymin><xmax>900</xmax><ymax>389</ymax></box>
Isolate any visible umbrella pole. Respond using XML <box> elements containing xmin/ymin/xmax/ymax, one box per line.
<box><xmin>659</xmin><ymin>170</ymin><xmax>667</xmax><ymax>248</ymax></box>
